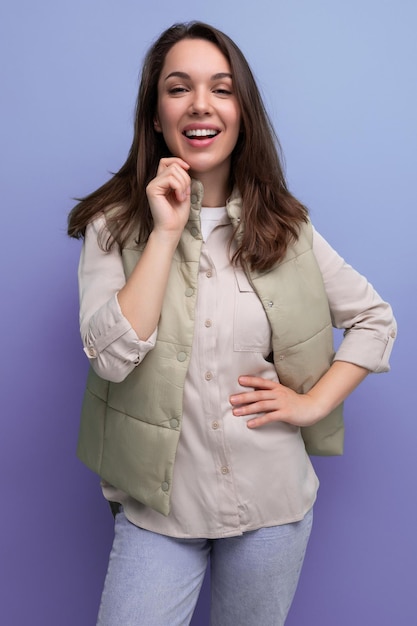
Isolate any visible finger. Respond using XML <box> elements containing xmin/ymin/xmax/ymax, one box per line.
<box><xmin>246</xmin><ymin>413</ymin><xmax>283</xmax><ymax>428</ymax></box>
<box><xmin>148</xmin><ymin>166</ymin><xmax>191</xmax><ymax>203</ymax></box>
<box><xmin>157</xmin><ymin>157</ymin><xmax>190</xmax><ymax>175</ymax></box>
<box><xmin>163</xmin><ymin>165</ymin><xmax>191</xmax><ymax>200</ymax></box>
<box><xmin>156</xmin><ymin>163</ymin><xmax>190</xmax><ymax>188</ymax></box>
<box><xmin>230</xmin><ymin>389</ymin><xmax>275</xmax><ymax>407</ymax></box>
<box><xmin>159</xmin><ymin>169</ymin><xmax>190</xmax><ymax>202</ymax></box>
<box><xmin>237</xmin><ymin>375</ymin><xmax>278</xmax><ymax>390</ymax></box>
<box><xmin>232</xmin><ymin>399</ymin><xmax>279</xmax><ymax>416</ymax></box>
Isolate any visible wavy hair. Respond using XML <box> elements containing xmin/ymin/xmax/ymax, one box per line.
<box><xmin>67</xmin><ymin>21</ymin><xmax>308</xmax><ymax>271</ymax></box>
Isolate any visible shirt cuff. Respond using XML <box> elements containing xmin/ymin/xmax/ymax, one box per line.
<box><xmin>334</xmin><ymin>325</ymin><xmax>397</xmax><ymax>373</ymax></box>
<box><xmin>82</xmin><ymin>294</ymin><xmax>157</xmax><ymax>380</ymax></box>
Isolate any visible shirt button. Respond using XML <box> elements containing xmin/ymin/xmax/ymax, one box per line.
<box><xmin>205</xmin><ymin>371</ymin><xmax>213</xmax><ymax>381</ymax></box>
<box><xmin>177</xmin><ymin>352</ymin><xmax>187</xmax><ymax>362</ymax></box>
<box><xmin>161</xmin><ymin>482</ymin><xmax>169</xmax><ymax>492</ymax></box>
<box><xmin>84</xmin><ymin>346</ymin><xmax>97</xmax><ymax>358</ymax></box>
<box><xmin>390</xmin><ymin>330</ymin><xmax>396</xmax><ymax>338</ymax></box>
<box><xmin>212</xmin><ymin>421</ymin><xmax>219</xmax><ymax>430</ymax></box>
<box><xmin>206</xmin><ymin>269</ymin><xmax>213</xmax><ymax>278</ymax></box>
<box><xmin>204</xmin><ymin>319</ymin><xmax>212</xmax><ymax>328</ymax></box>
<box><xmin>170</xmin><ymin>418</ymin><xmax>179</xmax><ymax>429</ymax></box>
<box><xmin>185</xmin><ymin>287</ymin><xmax>194</xmax><ymax>297</ymax></box>
<box><xmin>220</xmin><ymin>466</ymin><xmax>229</xmax><ymax>475</ymax></box>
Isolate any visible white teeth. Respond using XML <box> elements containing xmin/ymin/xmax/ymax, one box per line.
<box><xmin>185</xmin><ymin>129</ymin><xmax>218</xmax><ymax>137</ymax></box>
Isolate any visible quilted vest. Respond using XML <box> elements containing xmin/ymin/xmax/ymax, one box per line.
<box><xmin>77</xmin><ymin>182</ymin><xmax>344</xmax><ymax>516</ymax></box>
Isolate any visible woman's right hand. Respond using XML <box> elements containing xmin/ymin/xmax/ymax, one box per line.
<box><xmin>117</xmin><ymin>158</ymin><xmax>191</xmax><ymax>341</ymax></box>
<box><xmin>146</xmin><ymin>157</ymin><xmax>191</xmax><ymax>238</ymax></box>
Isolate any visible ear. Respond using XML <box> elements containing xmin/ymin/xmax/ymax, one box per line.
<box><xmin>153</xmin><ymin>116</ymin><xmax>162</xmax><ymax>133</ymax></box>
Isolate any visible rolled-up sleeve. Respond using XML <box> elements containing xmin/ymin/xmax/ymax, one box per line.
<box><xmin>78</xmin><ymin>216</ymin><xmax>157</xmax><ymax>382</ymax></box>
<box><xmin>313</xmin><ymin>227</ymin><xmax>396</xmax><ymax>373</ymax></box>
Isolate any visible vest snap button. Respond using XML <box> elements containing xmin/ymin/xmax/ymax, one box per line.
<box><xmin>161</xmin><ymin>481</ymin><xmax>169</xmax><ymax>492</ymax></box>
<box><xmin>84</xmin><ymin>346</ymin><xmax>97</xmax><ymax>358</ymax></box>
<box><xmin>177</xmin><ymin>352</ymin><xmax>187</xmax><ymax>362</ymax></box>
<box><xmin>170</xmin><ymin>418</ymin><xmax>179</xmax><ymax>429</ymax></box>
<box><xmin>185</xmin><ymin>287</ymin><xmax>194</xmax><ymax>297</ymax></box>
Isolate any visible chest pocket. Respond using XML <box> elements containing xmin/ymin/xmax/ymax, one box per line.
<box><xmin>233</xmin><ymin>270</ymin><xmax>272</xmax><ymax>353</ymax></box>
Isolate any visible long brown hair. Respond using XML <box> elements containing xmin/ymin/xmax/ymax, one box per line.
<box><xmin>67</xmin><ymin>21</ymin><xmax>308</xmax><ymax>271</ymax></box>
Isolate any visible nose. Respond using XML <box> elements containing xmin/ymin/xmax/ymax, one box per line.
<box><xmin>190</xmin><ymin>88</ymin><xmax>212</xmax><ymax>115</ymax></box>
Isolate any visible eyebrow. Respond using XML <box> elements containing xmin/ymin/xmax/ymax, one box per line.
<box><xmin>164</xmin><ymin>71</ymin><xmax>233</xmax><ymax>81</ymax></box>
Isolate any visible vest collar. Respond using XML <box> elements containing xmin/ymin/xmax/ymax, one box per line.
<box><xmin>189</xmin><ymin>179</ymin><xmax>244</xmax><ymax>238</ymax></box>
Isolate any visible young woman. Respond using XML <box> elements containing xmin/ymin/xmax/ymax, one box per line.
<box><xmin>68</xmin><ymin>21</ymin><xmax>396</xmax><ymax>626</ymax></box>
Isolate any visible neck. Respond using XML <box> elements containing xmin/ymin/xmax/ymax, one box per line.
<box><xmin>190</xmin><ymin>169</ymin><xmax>230</xmax><ymax>207</ymax></box>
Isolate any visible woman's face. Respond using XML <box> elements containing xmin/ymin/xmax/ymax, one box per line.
<box><xmin>155</xmin><ymin>38</ymin><xmax>241</xmax><ymax>187</ymax></box>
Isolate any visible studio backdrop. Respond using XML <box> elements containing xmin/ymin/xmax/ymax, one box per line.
<box><xmin>1</xmin><ymin>1</ymin><xmax>415</xmax><ymax>624</ymax></box>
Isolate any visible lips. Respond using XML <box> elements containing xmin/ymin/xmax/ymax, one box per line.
<box><xmin>183</xmin><ymin>128</ymin><xmax>220</xmax><ymax>138</ymax></box>
<box><xmin>182</xmin><ymin>123</ymin><xmax>221</xmax><ymax>140</ymax></box>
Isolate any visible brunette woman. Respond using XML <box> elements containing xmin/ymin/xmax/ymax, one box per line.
<box><xmin>68</xmin><ymin>21</ymin><xmax>396</xmax><ymax>626</ymax></box>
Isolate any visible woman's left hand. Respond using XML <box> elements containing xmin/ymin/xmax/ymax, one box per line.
<box><xmin>229</xmin><ymin>376</ymin><xmax>322</xmax><ymax>429</ymax></box>
<box><xmin>230</xmin><ymin>363</ymin><xmax>369</xmax><ymax>429</ymax></box>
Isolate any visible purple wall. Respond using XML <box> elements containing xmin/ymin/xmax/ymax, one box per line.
<box><xmin>1</xmin><ymin>1</ymin><xmax>415</xmax><ymax>624</ymax></box>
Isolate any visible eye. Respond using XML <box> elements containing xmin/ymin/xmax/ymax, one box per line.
<box><xmin>167</xmin><ymin>85</ymin><xmax>189</xmax><ymax>95</ymax></box>
<box><xmin>212</xmin><ymin>83</ymin><xmax>233</xmax><ymax>96</ymax></box>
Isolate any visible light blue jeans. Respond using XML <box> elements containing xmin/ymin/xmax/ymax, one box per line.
<box><xmin>97</xmin><ymin>508</ymin><xmax>313</xmax><ymax>626</ymax></box>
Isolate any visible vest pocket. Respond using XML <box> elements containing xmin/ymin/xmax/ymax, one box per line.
<box><xmin>233</xmin><ymin>270</ymin><xmax>271</xmax><ymax>352</ymax></box>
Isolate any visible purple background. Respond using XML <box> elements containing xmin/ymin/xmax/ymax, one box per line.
<box><xmin>1</xmin><ymin>1</ymin><xmax>415</xmax><ymax>624</ymax></box>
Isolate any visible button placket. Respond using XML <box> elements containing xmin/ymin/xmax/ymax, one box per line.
<box><xmin>196</xmin><ymin>244</ymin><xmax>239</xmax><ymax>522</ymax></box>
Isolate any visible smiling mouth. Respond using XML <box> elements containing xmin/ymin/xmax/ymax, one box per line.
<box><xmin>184</xmin><ymin>129</ymin><xmax>220</xmax><ymax>138</ymax></box>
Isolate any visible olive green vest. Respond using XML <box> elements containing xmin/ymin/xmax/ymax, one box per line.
<box><xmin>77</xmin><ymin>183</ymin><xmax>344</xmax><ymax>516</ymax></box>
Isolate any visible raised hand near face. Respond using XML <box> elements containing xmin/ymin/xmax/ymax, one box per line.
<box><xmin>146</xmin><ymin>157</ymin><xmax>192</xmax><ymax>239</ymax></box>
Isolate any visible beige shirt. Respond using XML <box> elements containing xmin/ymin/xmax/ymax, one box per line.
<box><xmin>79</xmin><ymin>211</ymin><xmax>396</xmax><ymax>538</ymax></box>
